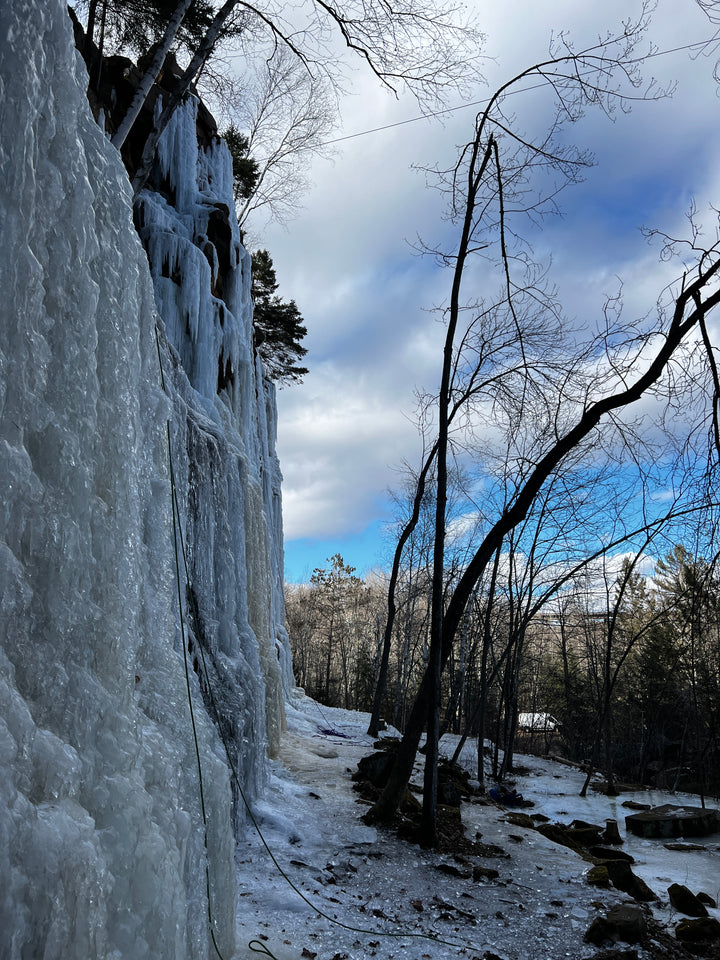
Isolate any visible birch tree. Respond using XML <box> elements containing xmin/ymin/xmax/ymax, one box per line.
<box><xmin>111</xmin><ymin>0</ymin><xmax>196</xmax><ymax>149</ymax></box>
<box><xmin>74</xmin><ymin>0</ymin><xmax>482</xmax><ymax>195</ymax></box>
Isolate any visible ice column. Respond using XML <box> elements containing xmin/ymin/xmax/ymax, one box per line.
<box><xmin>0</xmin><ymin>0</ymin><xmax>289</xmax><ymax>955</ymax></box>
<box><xmin>134</xmin><ymin>88</ymin><xmax>291</xmax><ymax>767</ymax></box>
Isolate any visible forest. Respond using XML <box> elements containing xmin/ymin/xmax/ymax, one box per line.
<box><xmin>286</xmin><ymin>545</ymin><xmax>720</xmax><ymax>801</ymax></box>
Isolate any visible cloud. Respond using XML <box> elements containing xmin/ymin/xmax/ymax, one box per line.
<box><xmin>258</xmin><ymin>0</ymin><xmax>720</xmax><ymax>574</ymax></box>
<box><xmin>277</xmin><ymin>361</ymin><xmax>427</xmax><ymax>539</ymax></box>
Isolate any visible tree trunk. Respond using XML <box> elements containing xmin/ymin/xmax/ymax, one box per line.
<box><xmin>86</xmin><ymin>0</ymin><xmax>99</xmax><ymax>43</ymax></box>
<box><xmin>324</xmin><ymin>615</ymin><xmax>334</xmax><ymax>704</ymax></box>
<box><xmin>368</xmin><ymin>452</ymin><xmax>436</xmax><ymax>736</ymax></box>
<box><xmin>111</xmin><ymin>0</ymin><xmax>196</xmax><ymax>150</ymax></box>
<box><xmin>131</xmin><ymin>0</ymin><xmax>240</xmax><ymax>195</ymax></box>
<box><xmin>365</xmin><ymin>670</ymin><xmax>431</xmax><ymax>823</ymax></box>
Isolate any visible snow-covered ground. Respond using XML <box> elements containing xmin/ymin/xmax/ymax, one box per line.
<box><xmin>234</xmin><ymin>693</ymin><xmax>720</xmax><ymax>960</ymax></box>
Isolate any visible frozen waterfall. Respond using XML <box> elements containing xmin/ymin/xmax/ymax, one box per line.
<box><xmin>0</xmin><ymin>1</ymin><xmax>291</xmax><ymax>957</ymax></box>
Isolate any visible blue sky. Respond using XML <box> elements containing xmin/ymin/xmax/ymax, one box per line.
<box><xmin>258</xmin><ymin>0</ymin><xmax>720</xmax><ymax>583</ymax></box>
<box><xmin>283</xmin><ymin>519</ymin><xmax>394</xmax><ymax>583</ymax></box>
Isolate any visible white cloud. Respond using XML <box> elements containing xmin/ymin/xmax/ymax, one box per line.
<box><xmin>277</xmin><ymin>362</ymin><xmax>426</xmax><ymax>538</ymax></box>
<box><xmin>258</xmin><ymin>0</ymin><xmax>720</xmax><ymax>561</ymax></box>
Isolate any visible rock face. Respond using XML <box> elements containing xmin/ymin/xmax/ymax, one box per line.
<box><xmin>625</xmin><ymin>804</ymin><xmax>719</xmax><ymax>839</ymax></box>
<box><xmin>0</xmin><ymin>2</ymin><xmax>291</xmax><ymax>957</ymax></box>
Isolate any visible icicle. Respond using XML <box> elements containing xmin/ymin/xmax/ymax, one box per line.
<box><xmin>0</xmin><ymin>0</ymin><xmax>292</xmax><ymax>956</ymax></box>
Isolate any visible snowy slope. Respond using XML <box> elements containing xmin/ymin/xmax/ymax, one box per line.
<box><xmin>235</xmin><ymin>695</ymin><xmax>720</xmax><ymax>960</ymax></box>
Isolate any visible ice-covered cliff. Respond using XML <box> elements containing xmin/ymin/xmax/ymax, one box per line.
<box><xmin>0</xmin><ymin>1</ymin><xmax>291</xmax><ymax>957</ymax></box>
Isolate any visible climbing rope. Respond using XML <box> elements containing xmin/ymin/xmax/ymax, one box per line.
<box><xmin>155</xmin><ymin>325</ymin><xmax>475</xmax><ymax>957</ymax></box>
<box><xmin>248</xmin><ymin>940</ymin><xmax>281</xmax><ymax>959</ymax></box>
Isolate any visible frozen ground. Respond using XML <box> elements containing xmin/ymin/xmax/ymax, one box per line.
<box><xmin>234</xmin><ymin>693</ymin><xmax>720</xmax><ymax>960</ymax></box>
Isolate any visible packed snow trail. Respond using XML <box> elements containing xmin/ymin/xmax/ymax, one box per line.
<box><xmin>234</xmin><ymin>694</ymin><xmax>720</xmax><ymax>960</ymax></box>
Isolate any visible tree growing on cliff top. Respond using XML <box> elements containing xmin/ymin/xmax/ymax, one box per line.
<box><xmin>72</xmin><ymin>0</ymin><xmax>482</xmax><ymax>195</ymax></box>
<box><xmin>227</xmin><ymin>47</ymin><xmax>337</xmax><ymax>234</ymax></box>
<box><xmin>251</xmin><ymin>250</ymin><xmax>309</xmax><ymax>385</ymax></box>
<box><xmin>78</xmin><ymin>0</ymin><xmax>217</xmax><ymax>57</ymax></box>
<box><xmin>223</xmin><ymin>124</ymin><xmax>260</xmax><ymax>202</ymax></box>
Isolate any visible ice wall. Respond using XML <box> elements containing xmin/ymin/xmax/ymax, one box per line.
<box><xmin>134</xmin><ymin>93</ymin><xmax>291</xmax><ymax>765</ymax></box>
<box><xmin>0</xmin><ymin>1</ymin><xmax>290</xmax><ymax>957</ymax></box>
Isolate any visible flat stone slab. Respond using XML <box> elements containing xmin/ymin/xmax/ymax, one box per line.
<box><xmin>625</xmin><ymin>804</ymin><xmax>719</xmax><ymax>839</ymax></box>
<box><xmin>663</xmin><ymin>842</ymin><xmax>707</xmax><ymax>851</ymax></box>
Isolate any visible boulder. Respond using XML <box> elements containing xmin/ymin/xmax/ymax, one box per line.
<box><xmin>536</xmin><ymin>822</ymin><xmax>582</xmax><ymax>852</ymax></box>
<box><xmin>590</xmin><ymin>846</ymin><xmax>635</xmax><ymax>863</ymax></box>
<box><xmin>586</xmin><ymin>865</ymin><xmax>611</xmax><ymax>887</ymax></box>
<box><xmin>625</xmin><ymin>804</ymin><xmax>719</xmax><ymax>839</ymax></box>
<box><xmin>585</xmin><ymin>915</ymin><xmax>615</xmax><ymax>946</ymax></box>
<box><xmin>622</xmin><ymin>801</ymin><xmax>651</xmax><ymax>811</ymax></box>
<box><xmin>607</xmin><ymin>904</ymin><xmax>648</xmax><ymax>943</ymax></box>
<box><xmin>436</xmin><ymin>862</ymin><xmax>472</xmax><ymax>879</ymax></box>
<box><xmin>675</xmin><ymin>917</ymin><xmax>720</xmax><ymax>943</ymax></box>
<box><xmin>604</xmin><ymin>861</ymin><xmax>657</xmax><ymax>901</ymax></box>
<box><xmin>697</xmin><ymin>892</ymin><xmax>718</xmax><ymax>909</ymax></box>
<box><xmin>668</xmin><ymin>883</ymin><xmax>708</xmax><ymax>918</ymax></box>
<box><xmin>438</xmin><ymin>759</ymin><xmax>475</xmax><ymax>800</ymax></box>
<box><xmin>353</xmin><ymin>752</ymin><xmax>395</xmax><ymax>787</ymax></box>
<box><xmin>585</xmin><ymin>904</ymin><xmax>646</xmax><ymax>946</ymax></box>
<box><xmin>566</xmin><ymin>819</ymin><xmax>604</xmax><ymax>845</ymax></box>
<box><xmin>504</xmin><ymin>812</ymin><xmax>536</xmax><ymax>829</ymax></box>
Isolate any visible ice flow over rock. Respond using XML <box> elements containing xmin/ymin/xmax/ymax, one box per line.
<box><xmin>0</xmin><ymin>1</ymin><xmax>291</xmax><ymax>957</ymax></box>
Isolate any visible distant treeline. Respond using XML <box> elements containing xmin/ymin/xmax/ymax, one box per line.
<box><xmin>286</xmin><ymin>546</ymin><xmax>720</xmax><ymax>797</ymax></box>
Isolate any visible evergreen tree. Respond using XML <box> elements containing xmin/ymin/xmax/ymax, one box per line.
<box><xmin>251</xmin><ymin>250</ymin><xmax>308</xmax><ymax>385</ymax></box>
<box><xmin>223</xmin><ymin>124</ymin><xmax>260</xmax><ymax>202</ymax></box>
<box><xmin>77</xmin><ymin>0</ymin><xmax>218</xmax><ymax>57</ymax></box>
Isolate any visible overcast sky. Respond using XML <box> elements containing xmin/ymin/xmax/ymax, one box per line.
<box><xmin>256</xmin><ymin>0</ymin><xmax>720</xmax><ymax>583</ymax></box>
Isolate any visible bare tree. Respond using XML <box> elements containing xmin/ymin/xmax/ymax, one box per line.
<box><xmin>227</xmin><ymin>48</ymin><xmax>337</xmax><ymax>233</ymax></box>
<box><xmin>576</xmin><ymin>544</ymin><xmax>672</xmax><ymax>797</ymax></box>
<box><xmin>365</xmin><ymin>8</ymin><xmax>720</xmax><ymax>845</ymax></box>
<box><xmin>72</xmin><ymin>0</ymin><xmax>482</xmax><ymax>194</ymax></box>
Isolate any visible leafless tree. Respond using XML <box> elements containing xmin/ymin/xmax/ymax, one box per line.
<box><xmin>74</xmin><ymin>0</ymin><xmax>482</xmax><ymax>194</ymax></box>
<box><xmin>228</xmin><ymin>48</ymin><xmax>337</xmax><ymax>234</ymax></box>
<box><xmin>364</xmin><ymin>7</ymin><xmax>720</xmax><ymax>846</ymax></box>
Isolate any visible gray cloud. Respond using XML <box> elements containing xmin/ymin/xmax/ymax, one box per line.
<box><xmin>261</xmin><ymin>0</ymin><xmax>720</xmax><ymax>552</ymax></box>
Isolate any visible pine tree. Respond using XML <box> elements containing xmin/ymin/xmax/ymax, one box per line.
<box><xmin>251</xmin><ymin>250</ymin><xmax>308</xmax><ymax>385</ymax></box>
<box><xmin>223</xmin><ymin>125</ymin><xmax>260</xmax><ymax>202</ymax></box>
<box><xmin>78</xmin><ymin>0</ymin><xmax>218</xmax><ymax>57</ymax></box>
